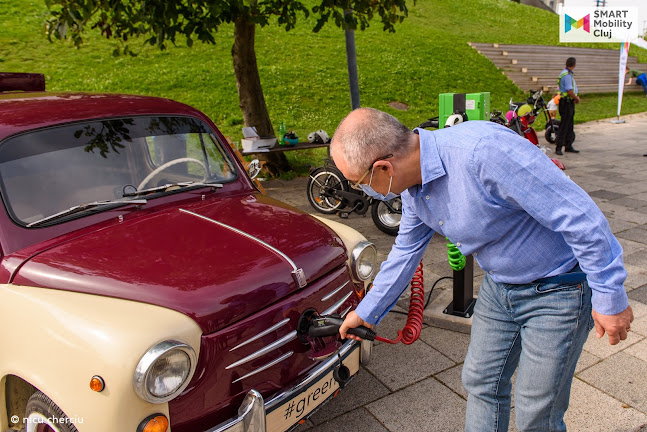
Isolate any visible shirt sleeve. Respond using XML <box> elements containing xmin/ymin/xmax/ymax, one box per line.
<box><xmin>472</xmin><ymin>130</ymin><xmax>628</xmax><ymax>315</ymax></box>
<box><xmin>355</xmin><ymin>195</ymin><xmax>435</xmax><ymax>325</ymax></box>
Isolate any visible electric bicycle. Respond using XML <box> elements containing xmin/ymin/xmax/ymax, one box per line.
<box><xmin>306</xmin><ymin>161</ymin><xmax>402</xmax><ymax>236</ymax></box>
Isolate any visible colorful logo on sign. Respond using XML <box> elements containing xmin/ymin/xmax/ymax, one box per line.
<box><xmin>565</xmin><ymin>14</ymin><xmax>590</xmax><ymax>33</ymax></box>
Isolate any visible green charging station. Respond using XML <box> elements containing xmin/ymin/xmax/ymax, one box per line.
<box><xmin>438</xmin><ymin>92</ymin><xmax>490</xmax><ymax>126</ymax></box>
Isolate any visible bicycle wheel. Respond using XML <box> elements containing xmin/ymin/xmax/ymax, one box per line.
<box><xmin>307</xmin><ymin>166</ymin><xmax>348</xmax><ymax>214</ymax></box>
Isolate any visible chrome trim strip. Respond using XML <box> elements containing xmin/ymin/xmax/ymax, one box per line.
<box><xmin>179</xmin><ymin>208</ymin><xmax>300</xmax><ymax>272</ymax></box>
<box><xmin>264</xmin><ymin>340</ymin><xmax>357</xmax><ymax>411</ymax></box>
<box><xmin>340</xmin><ymin>304</ymin><xmax>352</xmax><ymax>317</ymax></box>
<box><xmin>231</xmin><ymin>351</ymin><xmax>293</xmax><ymax>384</ymax></box>
<box><xmin>322</xmin><ymin>291</ymin><xmax>353</xmax><ymax>316</ymax></box>
<box><xmin>226</xmin><ymin>331</ymin><xmax>297</xmax><ymax>370</ymax></box>
<box><xmin>229</xmin><ymin>319</ymin><xmax>291</xmax><ymax>352</ymax></box>
<box><xmin>321</xmin><ymin>281</ymin><xmax>349</xmax><ymax>302</ymax></box>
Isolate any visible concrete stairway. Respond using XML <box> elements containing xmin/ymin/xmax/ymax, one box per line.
<box><xmin>469</xmin><ymin>43</ymin><xmax>644</xmax><ymax>94</ymax></box>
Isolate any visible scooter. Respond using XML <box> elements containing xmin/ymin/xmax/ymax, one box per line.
<box><xmin>495</xmin><ymin>95</ymin><xmax>565</xmax><ymax>170</ymax></box>
<box><xmin>306</xmin><ymin>160</ymin><xmax>402</xmax><ymax>236</ymax></box>
<box><xmin>530</xmin><ymin>90</ymin><xmax>562</xmax><ymax>145</ymax></box>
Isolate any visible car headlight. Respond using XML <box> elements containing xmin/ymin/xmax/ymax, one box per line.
<box><xmin>134</xmin><ymin>340</ymin><xmax>197</xmax><ymax>403</ymax></box>
<box><xmin>351</xmin><ymin>241</ymin><xmax>377</xmax><ymax>281</ymax></box>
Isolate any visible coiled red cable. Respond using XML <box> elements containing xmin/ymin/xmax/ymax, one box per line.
<box><xmin>374</xmin><ymin>260</ymin><xmax>424</xmax><ymax>345</ymax></box>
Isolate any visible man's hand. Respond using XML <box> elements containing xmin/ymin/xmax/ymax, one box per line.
<box><xmin>574</xmin><ymin>95</ymin><xmax>581</xmax><ymax>104</ymax></box>
<box><xmin>592</xmin><ymin>306</ymin><xmax>634</xmax><ymax>345</ymax></box>
<box><xmin>339</xmin><ymin>311</ymin><xmax>373</xmax><ymax>341</ymax></box>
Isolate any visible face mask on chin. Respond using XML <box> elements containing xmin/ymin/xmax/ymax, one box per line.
<box><xmin>359</xmin><ymin>166</ymin><xmax>399</xmax><ymax>201</ymax></box>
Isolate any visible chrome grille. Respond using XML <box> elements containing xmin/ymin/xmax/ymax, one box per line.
<box><xmin>225</xmin><ymin>279</ymin><xmax>355</xmax><ymax>384</ymax></box>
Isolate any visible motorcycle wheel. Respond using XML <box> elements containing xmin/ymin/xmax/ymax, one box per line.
<box><xmin>544</xmin><ymin>119</ymin><xmax>560</xmax><ymax>144</ymax></box>
<box><xmin>307</xmin><ymin>166</ymin><xmax>348</xmax><ymax>214</ymax></box>
<box><xmin>371</xmin><ymin>197</ymin><xmax>402</xmax><ymax>236</ymax></box>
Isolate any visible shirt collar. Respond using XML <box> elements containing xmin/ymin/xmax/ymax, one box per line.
<box><xmin>412</xmin><ymin>127</ymin><xmax>446</xmax><ymax>188</ymax></box>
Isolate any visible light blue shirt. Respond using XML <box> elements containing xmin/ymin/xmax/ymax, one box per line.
<box><xmin>559</xmin><ymin>68</ymin><xmax>578</xmax><ymax>95</ymax></box>
<box><xmin>356</xmin><ymin>121</ymin><xmax>627</xmax><ymax>325</ymax></box>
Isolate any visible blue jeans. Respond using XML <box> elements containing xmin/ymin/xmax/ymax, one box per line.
<box><xmin>462</xmin><ymin>273</ymin><xmax>594</xmax><ymax>432</ymax></box>
<box><xmin>636</xmin><ymin>73</ymin><xmax>647</xmax><ymax>95</ymax></box>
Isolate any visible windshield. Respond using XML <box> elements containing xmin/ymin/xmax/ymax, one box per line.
<box><xmin>0</xmin><ymin>116</ymin><xmax>237</xmax><ymax>226</ymax></box>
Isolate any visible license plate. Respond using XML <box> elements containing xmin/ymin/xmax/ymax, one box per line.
<box><xmin>265</xmin><ymin>347</ymin><xmax>360</xmax><ymax>432</ymax></box>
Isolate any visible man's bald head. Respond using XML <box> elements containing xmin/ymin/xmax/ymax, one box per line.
<box><xmin>331</xmin><ymin>107</ymin><xmax>414</xmax><ymax>178</ymax></box>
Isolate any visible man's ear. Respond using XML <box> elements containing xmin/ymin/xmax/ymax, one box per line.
<box><xmin>374</xmin><ymin>160</ymin><xmax>394</xmax><ymax>176</ymax></box>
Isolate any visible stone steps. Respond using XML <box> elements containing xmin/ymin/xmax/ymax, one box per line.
<box><xmin>469</xmin><ymin>42</ymin><xmax>645</xmax><ymax>94</ymax></box>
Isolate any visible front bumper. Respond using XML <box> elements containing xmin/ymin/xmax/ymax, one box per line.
<box><xmin>206</xmin><ymin>339</ymin><xmax>372</xmax><ymax>432</ymax></box>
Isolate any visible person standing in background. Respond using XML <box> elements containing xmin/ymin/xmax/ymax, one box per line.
<box><xmin>546</xmin><ymin>93</ymin><xmax>560</xmax><ymax>119</ymax></box>
<box><xmin>555</xmin><ymin>57</ymin><xmax>580</xmax><ymax>155</ymax></box>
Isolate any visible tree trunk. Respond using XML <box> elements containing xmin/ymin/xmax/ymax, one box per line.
<box><xmin>232</xmin><ymin>15</ymin><xmax>291</xmax><ymax>174</ymax></box>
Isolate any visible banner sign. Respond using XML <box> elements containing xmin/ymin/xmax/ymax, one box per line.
<box><xmin>560</xmin><ymin>7</ymin><xmax>638</xmax><ymax>43</ymax></box>
<box><xmin>616</xmin><ymin>40</ymin><xmax>630</xmax><ymax>118</ymax></box>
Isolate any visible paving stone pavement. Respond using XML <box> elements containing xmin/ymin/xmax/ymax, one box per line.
<box><xmin>263</xmin><ymin>112</ymin><xmax>647</xmax><ymax>432</ymax></box>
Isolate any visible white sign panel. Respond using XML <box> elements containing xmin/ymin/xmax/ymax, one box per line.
<box><xmin>559</xmin><ymin>7</ymin><xmax>639</xmax><ymax>43</ymax></box>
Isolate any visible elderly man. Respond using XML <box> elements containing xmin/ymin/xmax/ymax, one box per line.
<box><xmin>333</xmin><ymin>107</ymin><xmax>633</xmax><ymax>432</ymax></box>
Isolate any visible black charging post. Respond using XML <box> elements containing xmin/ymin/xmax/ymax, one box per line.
<box><xmin>443</xmin><ymin>255</ymin><xmax>476</xmax><ymax>318</ymax></box>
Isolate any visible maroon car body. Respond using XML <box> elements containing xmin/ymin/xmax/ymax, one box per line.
<box><xmin>0</xmin><ymin>76</ymin><xmax>376</xmax><ymax>432</ymax></box>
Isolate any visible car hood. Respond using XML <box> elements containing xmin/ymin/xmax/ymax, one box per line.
<box><xmin>11</xmin><ymin>193</ymin><xmax>347</xmax><ymax>334</ymax></box>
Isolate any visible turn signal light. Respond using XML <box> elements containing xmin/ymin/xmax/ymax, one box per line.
<box><xmin>138</xmin><ymin>414</ymin><xmax>169</xmax><ymax>432</ymax></box>
<box><xmin>89</xmin><ymin>376</ymin><xmax>105</xmax><ymax>392</ymax></box>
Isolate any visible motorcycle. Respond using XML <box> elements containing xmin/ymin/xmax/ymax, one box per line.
<box><xmin>526</xmin><ymin>89</ymin><xmax>562</xmax><ymax>145</ymax></box>
<box><xmin>492</xmin><ymin>93</ymin><xmax>565</xmax><ymax>170</ymax></box>
<box><xmin>306</xmin><ymin>160</ymin><xmax>402</xmax><ymax>236</ymax></box>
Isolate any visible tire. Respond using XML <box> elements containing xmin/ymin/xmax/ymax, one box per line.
<box><xmin>371</xmin><ymin>197</ymin><xmax>402</xmax><ymax>236</ymax></box>
<box><xmin>307</xmin><ymin>166</ymin><xmax>348</xmax><ymax>214</ymax></box>
<box><xmin>545</xmin><ymin>119</ymin><xmax>560</xmax><ymax>144</ymax></box>
<box><xmin>24</xmin><ymin>391</ymin><xmax>79</xmax><ymax>432</ymax></box>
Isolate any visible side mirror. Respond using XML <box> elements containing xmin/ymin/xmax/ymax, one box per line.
<box><xmin>247</xmin><ymin>159</ymin><xmax>262</xmax><ymax>180</ymax></box>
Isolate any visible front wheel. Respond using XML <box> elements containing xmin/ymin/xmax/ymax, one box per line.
<box><xmin>24</xmin><ymin>391</ymin><xmax>79</xmax><ymax>432</ymax></box>
<box><xmin>371</xmin><ymin>197</ymin><xmax>402</xmax><ymax>236</ymax></box>
<box><xmin>544</xmin><ymin>119</ymin><xmax>560</xmax><ymax>144</ymax></box>
<box><xmin>307</xmin><ymin>166</ymin><xmax>348</xmax><ymax>214</ymax></box>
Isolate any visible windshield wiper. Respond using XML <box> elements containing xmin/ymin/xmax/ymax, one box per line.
<box><xmin>122</xmin><ymin>181</ymin><xmax>223</xmax><ymax>198</ymax></box>
<box><xmin>27</xmin><ymin>199</ymin><xmax>148</xmax><ymax>228</ymax></box>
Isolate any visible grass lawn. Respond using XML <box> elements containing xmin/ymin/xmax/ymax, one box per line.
<box><xmin>1</xmin><ymin>0</ymin><xmax>646</xmax><ymax>174</ymax></box>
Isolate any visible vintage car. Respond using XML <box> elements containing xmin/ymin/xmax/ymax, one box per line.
<box><xmin>0</xmin><ymin>73</ymin><xmax>377</xmax><ymax>432</ymax></box>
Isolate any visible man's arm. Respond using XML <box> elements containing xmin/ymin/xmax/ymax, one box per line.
<box><xmin>474</xmin><ymin>132</ymin><xmax>632</xmax><ymax>344</ymax></box>
<box><xmin>340</xmin><ymin>197</ymin><xmax>434</xmax><ymax>340</ymax></box>
<box><xmin>567</xmin><ymin>89</ymin><xmax>580</xmax><ymax>104</ymax></box>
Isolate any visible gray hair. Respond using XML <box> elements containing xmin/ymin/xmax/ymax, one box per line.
<box><xmin>331</xmin><ymin>107</ymin><xmax>414</xmax><ymax>177</ymax></box>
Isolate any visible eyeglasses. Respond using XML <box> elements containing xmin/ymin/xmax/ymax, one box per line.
<box><xmin>350</xmin><ymin>154</ymin><xmax>393</xmax><ymax>190</ymax></box>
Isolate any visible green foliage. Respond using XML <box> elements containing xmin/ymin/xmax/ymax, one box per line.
<box><xmin>1</xmin><ymin>0</ymin><xmax>646</xmax><ymax>170</ymax></box>
<box><xmin>43</xmin><ymin>0</ymin><xmax>410</xmax><ymax>55</ymax></box>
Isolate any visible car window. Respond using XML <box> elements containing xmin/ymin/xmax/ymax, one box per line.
<box><xmin>0</xmin><ymin>116</ymin><xmax>237</xmax><ymax>225</ymax></box>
